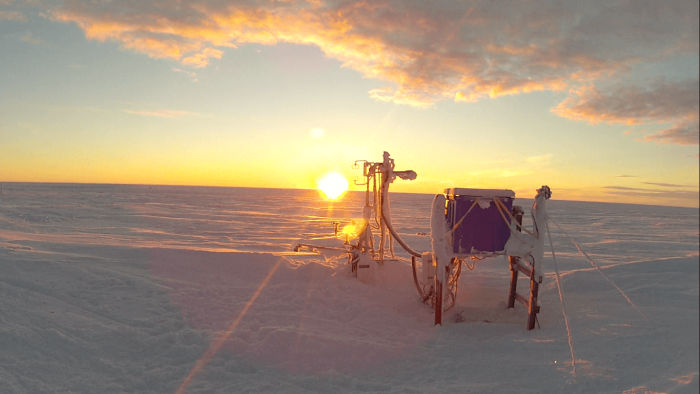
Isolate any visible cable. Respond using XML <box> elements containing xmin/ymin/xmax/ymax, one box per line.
<box><xmin>443</xmin><ymin>259</ymin><xmax>461</xmax><ymax>311</ymax></box>
<box><xmin>463</xmin><ymin>257</ymin><xmax>476</xmax><ymax>270</ymax></box>
<box><xmin>545</xmin><ymin>217</ymin><xmax>577</xmax><ymax>379</ymax></box>
<box><xmin>411</xmin><ymin>255</ymin><xmax>430</xmax><ymax>303</ymax></box>
<box><xmin>547</xmin><ymin>215</ymin><xmax>648</xmax><ymax>321</ymax></box>
<box><xmin>381</xmin><ymin>210</ymin><xmax>423</xmax><ymax>258</ymax></box>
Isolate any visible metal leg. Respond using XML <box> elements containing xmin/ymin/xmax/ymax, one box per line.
<box><xmin>507</xmin><ymin>255</ymin><xmax>541</xmax><ymax>330</ymax></box>
<box><xmin>508</xmin><ymin>256</ymin><xmax>519</xmax><ymax>309</ymax></box>
<box><xmin>434</xmin><ymin>273</ymin><xmax>443</xmax><ymax>326</ymax></box>
<box><xmin>527</xmin><ymin>270</ymin><xmax>540</xmax><ymax>330</ymax></box>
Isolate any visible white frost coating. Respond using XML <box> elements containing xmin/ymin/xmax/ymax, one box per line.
<box><xmin>445</xmin><ymin>188</ymin><xmax>515</xmax><ymax>198</ymax></box>
<box><xmin>504</xmin><ymin>231</ymin><xmax>536</xmax><ymax>259</ymax></box>
<box><xmin>530</xmin><ymin>190</ymin><xmax>547</xmax><ymax>277</ymax></box>
<box><xmin>421</xmin><ymin>252</ymin><xmax>435</xmax><ymax>284</ymax></box>
<box><xmin>361</xmin><ymin>204</ymin><xmax>373</xmax><ymax>249</ymax></box>
<box><xmin>379</xmin><ymin>151</ymin><xmax>395</xmax><ymax>261</ymax></box>
<box><xmin>430</xmin><ymin>194</ymin><xmax>451</xmax><ymax>291</ymax></box>
<box><xmin>355</xmin><ymin>252</ymin><xmax>376</xmax><ymax>284</ymax></box>
<box><xmin>395</xmin><ymin>170</ymin><xmax>417</xmax><ymax>181</ymax></box>
<box><xmin>477</xmin><ymin>199</ymin><xmax>492</xmax><ymax>209</ymax></box>
<box><xmin>503</xmin><ymin>188</ymin><xmax>548</xmax><ymax>281</ymax></box>
<box><xmin>363</xmin><ymin>204</ymin><xmax>372</xmax><ymax>221</ymax></box>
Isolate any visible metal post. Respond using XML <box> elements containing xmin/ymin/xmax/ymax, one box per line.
<box><xmin>508</xmin><ymin>256</ymin><xmax>519</xmax><ymax>309</ymax></box>
<box><xmin>434</xmin><ymin>265</ymin><xmax>444</xmax><ymax>325</ymax></box>
<box><xmin>527</xmin><ymin>276</ymin><xmax>540</xmax><ymax>330</ymax></box>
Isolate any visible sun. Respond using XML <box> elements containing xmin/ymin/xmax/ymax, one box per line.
<box><xmin>318</xmin><ymin>172</ymin><xmax>349</xmax><ymax>199</ymax></box>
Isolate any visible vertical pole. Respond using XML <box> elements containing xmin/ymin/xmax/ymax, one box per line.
<box><xmin>527</xmin><ymin>277</ymin><xmax>539</xmax><ymax>330</ymax></box>
<box><xmin>508</xmin><ymin>256</ymin><xmax>519</xmax><ymax>309</ymax></box>
<box><xmin>430</xmin><ymin>193</ymin><xmax>449</xmax><ymax>326</ymax></box>
<box><xmin>507</xmin><ymin>206</ymin><xmax>523</xmax><ymax>309</ymax></box>
<box><xmin>525</xmin><ymin>188</ymin><xmax>549</xmax><ymax>330</ymax></box>
<box><xmin>434</xmin><ymin>264</ymin><xmax>443</xmax><ymax>326</ymax></box>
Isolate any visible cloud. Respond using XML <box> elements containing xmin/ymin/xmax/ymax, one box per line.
<box><xmin>182</xmin><ymin>47</ymin><xmax>224</xmax><ymax>68</ymax></box>
<box><xmin>553</xmin><ymin>80</ymin><xmax>698</xmax><ymax>125</ymax></box>
<box><xmin>643</xmin><ymin>182</ymin><xmax>694</xmax><ymax>188</ymax></box>
<box><xmin>615</xmin><ymin>175</ymin><xmax>637</xmax><ymax>178</ymax></box>
<box><xmin>0</xmin><ymin>0</ymin><xmax>27</xmax><ymax>21</ymax></box>
<box><xmin>526</xmin><ymin>154</ymin><xmax>552</xmax><ymax>164</ymax></box>
<box><xmin>603</xmin><ymin>185</ymin><xmax>699</xmax><ymax>200</ymax></box>
<box><xmin>0</xmin><ymin>10</ymin><xmax>24</xmax><ymax>20</ymax></box>
<box><xmin>553</xmin><ymin>79</ymin><xmax>699</xmax><ymax>145</ymax></box>
<box><xmin>20</xmin><ymin>32</ymin><xmax>44</xmax><ymax>44</ymax></box>
<box><xmin>123</xmin><ymin>109</ymin><xmax>198</xmax><ymax>118</ymax></box>
<box><xmin>642</xmin><ymin>118</ymin><xmax>699</xmax><ymax>146</ymax></box>
<box><xmin>46</xmin><ymin>0</ymin><xmax>697</xmax><ymax>106</ymax></box>
<box><xmin>172</xmin><ymin>67</ymin><xmax>197</xmax><ymax>78</ymax></box>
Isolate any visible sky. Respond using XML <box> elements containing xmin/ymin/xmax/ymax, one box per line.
<box><xmin>0</xmin><ymin>0</ymin><xmax>698</xmax><ymax>208</ymax></box>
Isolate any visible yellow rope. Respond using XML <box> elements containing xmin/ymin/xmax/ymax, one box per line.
<box><xmin>493</xmin><ymin>197</ymin><xmax>531</xmax><ymax>245</ymax></box>
<box><xmin>448</xmin><ymin>198</ymin><xmax>480</xmax><ymax>235</ymax></box>
<box><xmin>493</xmin><ymin>197</ymin><xmax>535</xmax><ymax>237</ymax></box>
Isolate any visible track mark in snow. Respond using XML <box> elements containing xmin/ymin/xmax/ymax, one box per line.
<box><xmin>549</xmin><ymin>216</ymin><xmax>648</xmax><ymax>321</ymax></box>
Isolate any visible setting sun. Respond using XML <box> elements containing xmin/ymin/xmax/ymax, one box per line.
<box><xmin>318</xmin><ymin>172</ymin><xmax>349</xmax><ymax>199</ymax></box>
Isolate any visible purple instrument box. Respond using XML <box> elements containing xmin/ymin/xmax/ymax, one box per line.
<box><xmin>444</xmin><ymin>188</ymin><xmax>515</xmax><ymax>254</ymax></box>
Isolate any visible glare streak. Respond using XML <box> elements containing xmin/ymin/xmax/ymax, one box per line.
<box><xmin>175</xmin><ymin>258</ymin><xmax>284</xmax><ymax>394</ymax></box>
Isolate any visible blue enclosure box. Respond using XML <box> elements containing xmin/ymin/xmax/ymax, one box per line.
<box><xmin>445</xmin><ymin>188</ymin><xmax>515</xmax><ymax>255</ymax></box>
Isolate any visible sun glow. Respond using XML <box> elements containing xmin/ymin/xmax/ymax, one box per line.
<box><xmin>318</xmin><ymin>172</ymin><xmax>349</xmax><ymax>199</ymax></box>
<box><xmin>340</xmin><ymin>219</ymin><xmax>367</xmax><ymax>240</ymax></box>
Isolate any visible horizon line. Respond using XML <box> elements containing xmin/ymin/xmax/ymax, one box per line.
<box><xmin>1</xmin><ymin>181</ymin><xmax>697</xmax><ymax>210</ymax></box>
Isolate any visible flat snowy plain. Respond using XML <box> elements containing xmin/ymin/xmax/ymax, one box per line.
<box><xmin>0</xmin><ymin>183</ymin><xmax>697</xmax><ymax>394</ymax></box>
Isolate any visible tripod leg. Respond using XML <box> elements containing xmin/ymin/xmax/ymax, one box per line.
<box><xmin>527</xmin><ymin>276</ymin><xmax>540</xmax><ymax>330</ymax></box>
<box><xmin>508</xmin><ymin>256</ymin><xmax>519</xmax><ymax>309</ymax></box>
<box><xmin>434</xmin><ymin>275</ymin><xmax>443</xmax><ymax>325</ymax></box>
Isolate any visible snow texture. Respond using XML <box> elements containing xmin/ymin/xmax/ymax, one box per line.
<box><xmin>0</xmin><ymin>183</ymin><xmax>698</xmax><ymax>394</ymax></box>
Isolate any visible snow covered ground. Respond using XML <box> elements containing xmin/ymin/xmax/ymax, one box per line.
<box><xmin>0</xmin><ymin>183</ymin><xmax>697</xmax><ymax>393</ymax></box>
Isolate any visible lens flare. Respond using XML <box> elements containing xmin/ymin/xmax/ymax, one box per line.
<box><xmin>318</xmin><ymin>172</ymin><xmax>348</xmax><ymax>199</ymax></box>
<box><xmin>340</xmin><ymin>220</ymin><xmax>367</xmax><ymax>240</ymax></box>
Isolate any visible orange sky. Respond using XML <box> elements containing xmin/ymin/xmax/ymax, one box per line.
<box><xmin>0</xmin><ymin>0</ymin><xmax>698</xmax><ymax>207</ymax></box>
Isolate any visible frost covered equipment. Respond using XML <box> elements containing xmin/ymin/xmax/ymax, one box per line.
<box><xmin>428</xmin><ymin>186</ymin><xmax>551</xmax><ymax>329</ymax></box>
<box><xmin>291</xmin><ymin>151</ymin><xmax>552</xmax><ymax>331</ymax></box>
<box><xmin>292</xmin><ymin>152</ymin><xmax>420</xmax><ymax>281</ymax></box>
<box><xmin>446</xmin><ymin>189</ymin><xmax>515</xmax><ymax>255</ymax></box>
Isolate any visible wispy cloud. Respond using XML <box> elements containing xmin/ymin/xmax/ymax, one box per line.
<box><xmin>123</xmin><ymin>109</ymin><xmax>199</xmax><ymax>118</ymax></box>
<box><xmin>642</xmin><ymin>118</ymin><xmax>699</xmax><ymax>146</ymax></box>
<box><xmin>0</xmin><ymin>0</ymin><xmax>27</xmax><ymax>21</ymax></box>
<box><xmin>182</xmin><ymin>47</ymin><xmax>223</xmax><ymax>69</ymax></box>
<box><xmin>643</xmin><ymin>182</ymin><xmax>694</xmax><ymax>188</ymax></box>
<box><xmin>0</xmin><ymin>10</ymin><xmax>24</xmax><ymax>21</ymax></box>
<box><xmin>20</xmin><ymin>32</ymin><xmax>44</xmax><ymax>44</ymax></box>
<box><xmin>603</xmin><ymin>186</ymin><xmax>699</xmax><ymax>200</ymax></box>
<box><xmin>172</xmin><ymin>67</ymin><xmax>198</xmax><ymax>82</ymax></box>
<box><xmin>46</xmin><ymin>0</ymin><xmax>698</xmax><ymax>127</ymax></box>
<box><xmin>553</xmin><ymin>79</ymin><xmax>699</xmax><ymax>145</ymax></box>
<box><xmin>615</xmin><ymin>175</ymin><xmax>637</xmax><ymax>178</ymax></box>
<box><xmin>526</xmin><ymin>154</ymin><xmax>552</xmax><ymax>164</ymax></box>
